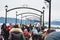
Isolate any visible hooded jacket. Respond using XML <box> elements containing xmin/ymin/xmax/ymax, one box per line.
<box><xmin>9</xmin><ymin>28</ymin><xmax>25</xmax><ymax>40</ymax></box>
<box><xmin>9</xmin><ymin>28</ymin><xmax>22</xmax><ymax>33</ymax></box>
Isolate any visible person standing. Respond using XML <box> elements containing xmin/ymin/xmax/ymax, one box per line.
<box><xmin>8</xmin><ymin>24</ymin><xmax>25</xmax><ymax>40</ymax></box>
<box><xmin>1</xmin><ymin>23</ymin><xmax>6</xmax><ymax>40</ymax></box>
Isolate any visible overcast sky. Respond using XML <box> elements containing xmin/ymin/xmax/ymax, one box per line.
<box><xmin>0</xmin><ymin>0</ymin><xmax>60</xmax><ymax>21</ymax></box>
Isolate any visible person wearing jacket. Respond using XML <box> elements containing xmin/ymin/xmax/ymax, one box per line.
<box><xmin>8</xmin><ymin>24</ymin><xmax>25</xmax><ymax>40</ymax></box>
<box><xmin>5</xmin><ymin>25</ymin><xmax>11</xmax><ymax>40</ymax></box>
<box><xmin>23</xmin><ymin>29</ymin><xmax>31</xmax><ymax>40</ymax></box>
<box><xmin>1</xmin><ymin>23</ymin><xmax>6</xmax><ymax>40</ymax></box>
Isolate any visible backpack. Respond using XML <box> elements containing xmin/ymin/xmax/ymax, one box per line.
<box><xmin>32</xmin><ymin>27</ymin><xmax>38</xmax><ymax>35</ymax></box>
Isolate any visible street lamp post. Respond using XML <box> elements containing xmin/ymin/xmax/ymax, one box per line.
<box><xmin>40</xmin><ymin>15</ymin><xmax>42</xmax><ymax>26</ymax></box>
<box><xmin>16</xmin><ymin>11</ymin><xmax>18</xmax><ymax>24</ymax></box>
<box><xmin>21</xmin><ymin>14</ymin><xmax>22</xmax><ymax>27</ymax></box>
<box><xmin>42</xmin><ymin>7</ymin><xmax>45</xmax><ymax>27</ymax></box>
<box><xmin>45</xmin><ymin>0</ymin><xmax>51</xmax><ymax>32</ymax></box>
<box><xmin>5</xmin><ymin>5</ymin><xmax>8</xmax><ymax>24</ymax></box>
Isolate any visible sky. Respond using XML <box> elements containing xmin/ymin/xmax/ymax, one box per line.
<box><xmin>0</xmin><ymin>0</ymin><xmax>60</xmax><ymax>21</ymax></box>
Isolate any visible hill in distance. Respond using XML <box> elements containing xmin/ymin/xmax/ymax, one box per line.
<box><xmin>0</xmin><ymin>17</ymin><xmax>60</xmax><ymax>25</ymax></box>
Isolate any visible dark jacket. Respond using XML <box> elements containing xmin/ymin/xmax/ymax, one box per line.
<box><xmin>1</xmin><ymin>23</ymin><xmax>6</xmax><ymax>36</ymax></box>
<box><xmin>9</xmin><ymin>32</ymin><xmax>25</xmax><ymax>40</ymax></box>
<box><xmin>45</xmin><ymin>32</ymin><xmax>60</xmax><ymax>40</ymax></box>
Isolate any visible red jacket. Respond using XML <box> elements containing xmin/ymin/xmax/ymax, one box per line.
<box><xmin>6</xmin><ymin>25</ymin><xmax>11</xmax><ymax>32</ymax></box>
<box><xmin>23</xmin><ymin>29</ymin><xmax>31</xmax><ymax>38</ymax></box>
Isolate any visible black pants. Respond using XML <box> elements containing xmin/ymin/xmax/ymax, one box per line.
<box><xmin>4</xmin><ymin>32</ymin><xmax>9</xmax><ymax>40</ymax></box>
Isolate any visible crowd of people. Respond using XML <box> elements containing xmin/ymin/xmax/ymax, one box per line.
<box><xmin>0</xmin><ymin>23</ymin><xmax>47</xmax><ymax>40</ymax></box>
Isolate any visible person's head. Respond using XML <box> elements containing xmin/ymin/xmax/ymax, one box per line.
<box><xmin>29</xmin><ymin>24</ymin><xmax>34</xmax><ymax>27</ymax></box>
<box><xmin>2</xmin><ymin>23</ymin><xmax>6</xmax><ymax>26</ymax></box>
<box><xmin>24</xmin><ymin>29</ymin><xmax>28</xmax><ymax>32</ymax></box>
<box><xmin>14</xmin><ymin>24</ymin><xmax>19</xmax><ymax>28</ymax></box>
<box><xmin>27</xmin><ymin>24</ymin><xmax>30</xmax><ymax>27</ymax></box>
<box><xmin>6</xmin><ymin>25</ymin><xmax>11</xmax><ymax>32</ymax></box>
